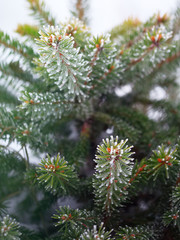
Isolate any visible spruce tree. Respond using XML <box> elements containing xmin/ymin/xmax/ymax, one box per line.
<box><xmin>0</xmin><ymin>0</ymin><xmax>180</xmax><ymax>239</ymax></box>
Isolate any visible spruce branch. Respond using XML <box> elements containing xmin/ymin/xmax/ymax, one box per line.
<box><xmin>0</xmin><ymin>61</ymin><xmax>34</xmax><ymax>98</ymax></box>
<box><xmin>0</xmin><ymin>215</ymin><xmax>21</xmax><ymax>240</ymax></box>
<box><xmin>53</xmin><ymin>206</ymin><xmax>97</xmax><ymax>238</ymax></box>
<box><xmin>83</xmin><ymin>35</ymin><xmax>123</xmax><ymax>96</ymax></box>
<box><xmin>146</xmin><ymin>144</ymin><xmax>178</xmax><ymax>182</ymax></box>
<box><xmin>0</xmin><ymin>86</ymin><xmax>19</xmax><ymax>106</ymax></box>
<box><xmin>27</xmin><ymin>0</ymin><xmax>56</xmax><ymax>26</ymax></box>
<box><xmin>172</xmin><ymin>184</ymin><xmax>180</xmax><ymax>210</ymax></box>
<box><xmin>163</xmin><ymin>209</ymin><xmax>180</xmax><ymax>231</ymax></box>
<box><xmin>122</xmin><ymin>25</ymin><xmax>173</xmax><ymax>72</ymax></box>
<box><xmin>71</xmin><ymin>0</ymin><xmax>89</xmax><ymax>24</ymax></box>
<box><xmin>93</xmin><ymin>136</ymin><xmax>134</xmax><ymax>215</ymax></box>
<box><xmin>79</xmin><ymin>222</ymin><xmax>114</xmax><ymax>240</ymax></box>
<box><xmin>16</xmin><ymin>24</ymin><xmax>39</xmax><ymax>39</ymax></box>
<box><xmin>163</xmin><ymin>184</ymin><xmax>180</xmax><ymax>230</ymax></box>
<box><xmin>116</xmin><ymin>225</ymin><xmax>155</xmax><ymax>240</ymax></box>
<box><xmin>60</xmin><ymin>18</ymin><xmax>91</xmax><ymax>50</ymax></box>
<box><xmin>20</xmin><ymin>91</ymin><xmax>76</xmax><ymax>122</ymax></box>
<box><xmin>94</xmin><ymin>112</ymin><xmax>141</xmax><ymax>145</ymax></box>
<box><xmin>0</xmin><ymin>30</ymin><xmax>37</xmax><ymax>61</ymax></box>
<box><xmin>35</xmin><ymin>25</ymin><xmax>90</xmax><ymax>99</ymax></box>
<box><xmin>36</xmin><ymin>153</ymin><xmax>79</xmax><ymax>195</ymax></box>
<box><xmin>0</xmin><ymin>61</ymin><xmax>35</xmax><ymax>85</ymax></box>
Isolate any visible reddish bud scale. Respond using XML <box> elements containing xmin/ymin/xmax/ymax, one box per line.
<box><xmin>120</xmin><ymin>50</ymin><xmax>124</xmax><ymax>55</ymax></box>
<box><xmin>49</xmin><ymin>36</ymin><xmax>53</xmax><ymax>43</ymax></box>
<box><xmin>30</xmin><ymin>99</ymin><xmax>34</xmax><ymax>104</ymax></box>
<box><xmin>49</xmin><ymin>164</ymin><xmax>55</xmax><ymax>169</ymax></box>
<box><xmin>114</xmin><ymin>180</ymin><xmax>118</xmax><ymax>183</ymax></box>
<box><xmin>151</xmin><ymin>36</ymin><xmax>155</xmax><ymax>42</ymax></box>
<box><xmin>106</xmin><ymin>147</ymin><xmax>119</xmax><ymax>154</ymax></box>
<box><xmin>172</xmin><ymin>215</ymin><xmax>178</xmax><ymax>220</ymax></box>
<box><xmin>129</xmin><ymin>178</ymin><xmax>134</xmax><ymax>183</ymax></box>
<box><xmin>96</xmin><ymin>44</ymin><xmax>100</xmax><ymax>48</ymax></box>
<box><xmin>45</xmin><ymin>164</ymin><xmax>61</xmax><ymax>170</ymax></box>
<box><xmin>115</xmin><ymin>149</ymin><xmax>119</xmax><ymax>154</ymax></box>
<box><xmin>60</xmin><ymin>170</ymin><xmax>64</xmax><ymax>173</ymax></box>
<box><xmin>157</xmin><ymin>16</ymin><xmax>162</xmax><ymax>23</ymax></box>
<box><xmin>106</xmin><ymin>173</ymin><xmax>111</xmax><ymax>179</ymax></box>
<box><xmin>107</xmin><ymin>148</ymin><xmax>111</xmax><ymax>153</ymax></box>
<box><xmin>158</xmin><ymin>156</ymin><xmax>172</xmax><ymax>165</ymax></box>
<box><xmin>165</xmin><ymin>156</ymin><xmax>171</xmax><ymax>161</ymax></box>
<box><xmin>81</xmin><ymin>122</ymin><xmax>91</xmax><ymax>136</ymax></box>
<box><xmin>131</xmin><ymin>234</ymin><xmax>135</xmax><ymax>237</ymax></box>
<box><xmin>58</xmin><ymin>35</ymin><xmax>62</xmax><ymax>41</ymax></box>
<box><xmin>158</xmin><ymin>33</ymin><xmax>162</xmax><ymax>41</ymax></box>
<box><xmin>108</xmin><ymin>65</ymin><xmax>115</xmax><ymax>73</ymax></box>
<box><xmin>157</xmin><ymin>14</ymin><xmax>168</xmax><ymax>23</ymax></box>
<box><xmin>14</xmin><ymin>116</ymin><xmax>21</xmax><ymax>120</ymax></box>
<box><xmin>22</xmin><ymin>130</ymin><xmax>30</xmax><ymax>135</ymax></box>
<box><xmin>61</xmin><ymin>216</ymin><xmax>66</xmax><ymax>220</ymax></box>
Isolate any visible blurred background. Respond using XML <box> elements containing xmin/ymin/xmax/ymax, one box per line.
<box><xmin>0</xmin><ymin>0</ymin><xmax>179</xmax><ymax>35</ymax></box>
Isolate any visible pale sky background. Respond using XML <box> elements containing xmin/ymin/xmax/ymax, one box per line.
<box><xmin>0</xmin><ymin>0</ymin><xmax>179</xmax><ymax>35</ymax></box>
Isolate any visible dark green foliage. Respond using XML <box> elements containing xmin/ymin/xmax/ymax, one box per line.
<box><xmin>79</xmin><ymin>223</ymin><xmax>113</xmax><ymax>240</ymax></box>
<box><xmin>0</xmin><ymin>215</ymin><xmax>21</xmax><ymax>240</ymax></box>
<box><xmin>36</xmin><ymin>154</ymin><xmax>79</xmax><ymax>194</ymax></box>
<box><xmin>0</xmin><ymin>30</ymin><xmax>37</xmax><ymax>61</ymax></box>
<box><xmin>116</xmin><ymin>225</ymin><xmax>155</xmax><ymax>240</ymax></box>
<box><xmin>53</xmin><ymin>206</ymin><xmax>98</xmax><ymax>239</ymax></box>
<box><xmin>0</xmin><ymin>0</ymin><xmax>180</xmax><ymax>239</ymax></box>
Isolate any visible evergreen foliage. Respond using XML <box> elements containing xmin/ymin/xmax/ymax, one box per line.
<box><xmin>0</xmin><ymin>0</ymin><xmax>180</xmax><ymax>239</ymax></box>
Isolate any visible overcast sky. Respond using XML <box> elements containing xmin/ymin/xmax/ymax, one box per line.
<box><xmin>0</xmin><ymin>0</ymin><xmax>179</xmax><ymax>35</ymax></box>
